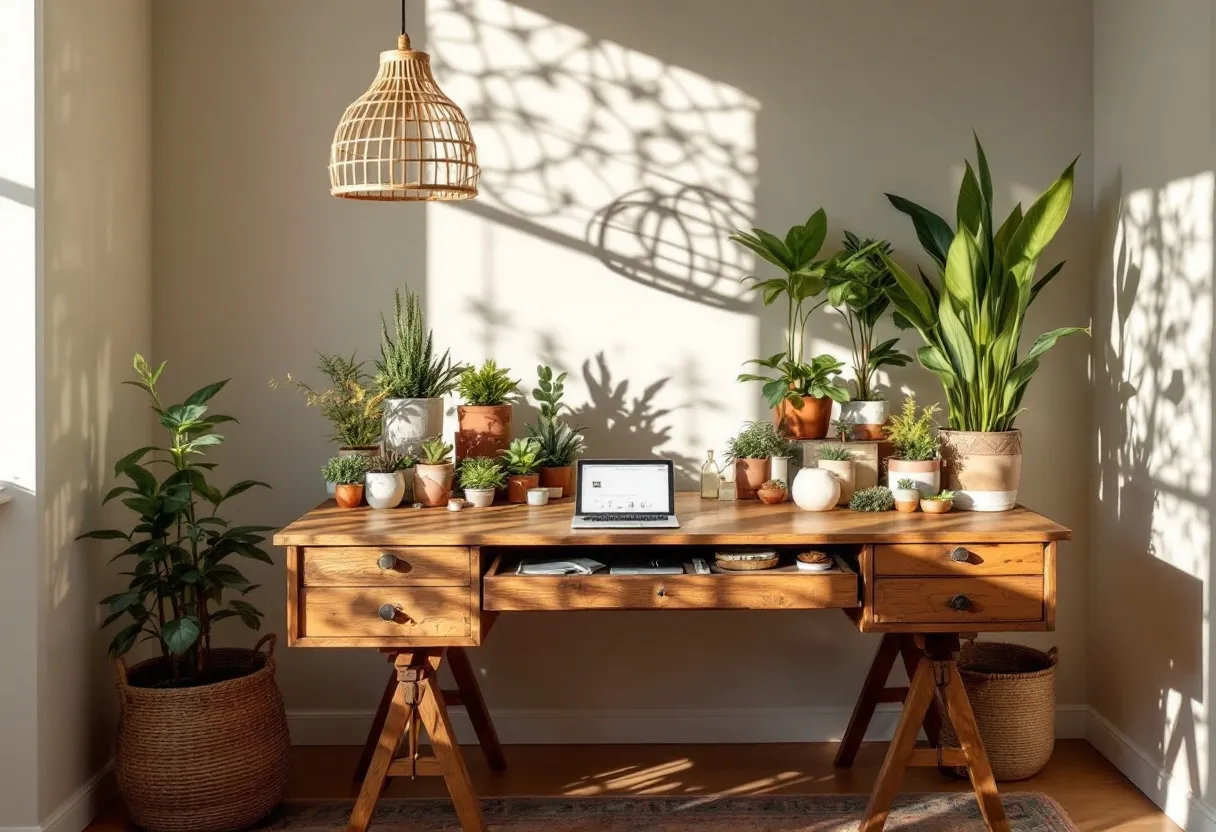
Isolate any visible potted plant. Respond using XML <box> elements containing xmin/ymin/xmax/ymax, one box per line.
<box><xmin>364</xmin><ymin>452</ymin><xmax>412</xmax><ymax>510</ymax></box>
<box><xmin>526</xmin><ymin>365</ymin><xmax>585</xmax><ymax>494</ymax></box>
<box><xmin>825</xmin><ymin>232</ymin><xmax>913</xmax><ymax>439</ymax></box>
<box><xmin>725</xmin><ymin>421</ymin><xmax>788</xmax><ymax>499</ymax></box>
<box><xmin>921</xmin><ymin>489</ymin><xmax>955</xmax><ymax>514</ymax></box>
<box><xmin>883</xmin><ymin>135</ymin><xmax>1088</xmax><ymax>510</ymax></box>
<box><xmin>830</xmin><ymin>416</ymin><xmax>852</xmax><ymax>443</ymax></box>
<box><xmin>817</xmin><ymin>445</ymin><xmax>855</xmax><ymax>505</ymax></box>
<box><xmin>415</xmin><ymin>437</ymin><xmax>455</xmax><ymax>507</ymax></box>
<box><xmin>456</xmin><ymin>359</ymin><xmax>520</xmax><ymax>462</ymax></box>
<box><xmin>459</xmin><ymin>457</ymin><xmax>506</xmax><ymax>507</ymax></box>
<box><xmin>323</xmin><ymin>454</ymin><xmax>371</xmax><ymax>508</ymax></box>
<box><xmin>884</xmin><ymin>396</ymin><xmax>941</xmax><ymax>497</ymax></box>
<box><xmin>893</xmin><ymin>477</ymin><xmax>921</xmax><ymax>513</ymax></box>
<box><xmin>729</xmin><ymin>211</ymin><xmax>853</xmax><ymax>438</ymax></box>
<box><xmin>500</xmin><ymin>437</ymin><xmax>543</xmax><ymax>503</ymax></box>
<box><xmin>78</xmin><ymin>355</ymin><xmax>288</xmax><ymax>832</ymax></box>
<box><xmin>849</xmin><ymin>485</ymin><xmax>895</xmax><ymax>512</ymax></box>
<box><xmin>757</xmin><ymin>478</ymin><xmax>787</xmax><ymax>504</ymax></box>
<box><xmin>376</xmin><ymin>289</ymin><xmax>467</xmax><ymax>456</ymax></box>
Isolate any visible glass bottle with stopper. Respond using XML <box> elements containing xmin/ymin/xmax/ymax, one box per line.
<box><xmin>700</xmin><ymin>450</ymin><xmax>721</xmax><ymax>499</ymax></box>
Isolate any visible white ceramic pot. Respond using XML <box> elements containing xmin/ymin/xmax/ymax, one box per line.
<box><xmin>769</xmin><ymin>455</ymin><xmax>792</xmax><ymax>500</ymax></box>
<box><xmin>382</xmin><ymin>397</ymin><xmax>444</xmax><ymax>456</ymax></box>
<box><xmin>791</xmin><ymin>467</ymin><xmax>840</xmax><ymax>512</ymax></box>
<box><xmin>526</xmin><ymin>488</ymin><xmax>550</xmax><ymax>506</ymax></box>
<box><xmin>892</xmin><ymin>487</ymin><xmax>921</xmax><ymax>504</ymax></box>
<box><xmin>325</xmin><ymin>480</ymin><xmax>335</xmax><ymax>497</ymax></box>
<box><xmin>464</xmin><ymin>487</ymin><xmax>495</xmax><ymax>508</ymax></box>
<box><xmin>364</xmin><ymin>472</ymin><xmax>406</xmax><ymax>510</ymax></box>
<box><xmin>817</xmin><ymin>459</ymin><xmax>855</xmax><ymax>506</ymax></box>
<box><xmin>839</xmin><ymin>399</ymin><xmax>889</xmax><ymax>440</ymax></box>
<box><xmin>886</xmin><ymin>458</ymin><xmax>940</xmax><ymax>497</ymax></box>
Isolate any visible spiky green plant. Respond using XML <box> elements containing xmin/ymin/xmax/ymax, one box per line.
<box><xmin>270</xmin><ymin>352</ymin><xmax>387</xmax><ymax>448</ymax></box>
<box><xmin>322</xmin><ymin>454</ymin><xmax>371</xmax><ymax>485</ymax></box>
<box><xmin>896</xmin><ymin>477</ymin><xmax>917</xmax><ymax>490</ymax></box>
<box><xmin>830</xmin><ymin>416</ymin><xmax>852</xmax><ymax>442</ymax></box>
<box><xmin>817</xmin><ymin>445</ymin><xmax>854</xmax><ymax>462</ymax></box>
<box><xmin>499</xmin><ymin>437</ymin><xmax>542</xmax><ymax>475</ymax></box>
<box><xmin>459</xmin><ymin>457</ymin><xmax>507</xmax><ymax>490</ymax></box>
<box><xmin>527</xmin><ymin>419</ymin><xmax>585</xmax><ymax>467</ymax></box>
<box><xmin>850</xmin><ymin>486</ymin><xmax>895</xmax><ymax>512</ymax></box>
<box><xmin>882</xmin><ymin>135</ymin><xmax>1089</xmax><ymax>431</ymax></box>
<box><xmin>366</xmin><ymin>452</ymin><xmax>413</xmax><ymax>474</ymax></box>
<box><xmin>884</xmin><ymin>397</ymin><xmax>940</xmax><ymax>461</ymax></box>
<box><xmin>375</xmin><ymin>289</ymin><xmax>467</xmax><ymax>399</ymax></box>
<box><xmin>457</xmin><ymin>360</ymin><xmax>520</xmax><ymax>406</ymax></box>
<box><xmin>418</xmin><ymin>437</ymin><xmax>454</xmax><ymax>466</ymax></box>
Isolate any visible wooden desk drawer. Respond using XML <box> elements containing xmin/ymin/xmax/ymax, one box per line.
<box><xmin>874</xmin><ymin>543</ymin><xmax>1043</xmax><ymax>577</ymax></box>
<box><xmin>483</xmin><ymin>559</ymin><xmax>859</xmax><ymax>611</ymax></box>
<box><xmin>298</xmin><ymin>587</ymin><xmax>471</xmax><ymax>638</ymax></box>
<box><xmin>872</xmin><ymin>576</ymin><xmax>1043</xmax><ymax>624</ymax></box>
<box><xmin>301</xmin><ymin>546</ymin><xmax>472</xmax><ymax>586</ymax></box>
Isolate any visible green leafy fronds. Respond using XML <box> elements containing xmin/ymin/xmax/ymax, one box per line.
<box><xmin>725</xmin><ymin>421</ymin><xmax>791</xmax><ymax>461</ymax></box>
<box><xmin>883</xmin><ymin>396</ymin><xmax>940</xmax><ymax>461</ymax></box>
<box><xmin>738</xmin><ymin>352</ymin><xmax>848</xmax><ymax>409</ymax></box>
<box><xmin>457</xmin><ymin>360</ymin><xmax>521</xmax><ymax>406</ymax></box>
<box><xmin>458</xmin><ymin>456</ymin><xmax>507</xmax><ymax>490</ymax></box>
<box><xmin>270</xmin><ymin>352</ymin><xmax>387</xmax><ymax>447</ymax></box>
<box><xmin>366</xmin><ymin>452</ymin><xmax>414</xmax><ymax>474</ymax></box>
<box><xmin>533</xmin><ymin>365</ymin><xmax>568</xmax><ymax>423</ymax></box>
<box><xmin>321</xmin><ymin>454</ymin><xmax>371</xmax><ymax>485</ymax></box>
<box><xmin>526</xmin><ymin>419</ymin><xmax>585</xmax><ymax>467</ymax></box>
<box><xmin>499</xmin><ymin>437</ymin><xmax>543</xmax><ymax>475</ymax></box>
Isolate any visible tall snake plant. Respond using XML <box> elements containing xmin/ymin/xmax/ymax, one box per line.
<box><xmin>881</xmin><ymin>135</ymin><xmax>1089</xmax><ymax>432</ymax></box>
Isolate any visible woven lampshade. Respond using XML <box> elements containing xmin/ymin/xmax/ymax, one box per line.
<box><xmin>330</xmin><ymin>33</ymin><xmax>479</xmax><ymax>201</ymax></box>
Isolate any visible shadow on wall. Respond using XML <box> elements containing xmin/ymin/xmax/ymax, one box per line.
<box><xmin>1092</xmin><ymin>166</ymin><xmax>1212</xmax><ymax>809</ymax></box>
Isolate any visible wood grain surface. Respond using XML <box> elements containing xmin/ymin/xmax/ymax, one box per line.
<box><xmin>872</xmin><ymin>576</ymin><xmax>1044</xmax><ymax>624</ymax></box>
<box><xmin>872</xmin><ymin>542</ymin><xmax>1043</xmax><ymax>577</ymax></box>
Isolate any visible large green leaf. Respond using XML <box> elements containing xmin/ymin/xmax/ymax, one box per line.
<box><xmin>879</xmin><ymin>252</ymin><xmax>934</xmax><ymax>326</ymax></box>
<box><xmin>974</xmin><ymin>133</ymin><xmax>994</xmax><ymax>212</ymax></box>
<box><xmin>938</xmin><ymin>295</ymin><xmax>976</xmax><ymax>382</ymax></box>
<box><xmin>993</xmin><ymin>203</ymin><xmax>1023</xmax><ymax>259</ymax></box>
<box><xmin>799</xmin><ymin>209</ymin><xmax>828</xmax><ymax>265</ymax></box>
<box><xmin>183</xmin><ymin>380</ymin><xmax>229</xmax><ymax>407</ymax></box>
<box><xmin>113</xmin><ymin>446</ymin><xmax>159</xmax><ymax>476</ymax></box>
<box><xmin>729</xmin><ymin>233</ymin><xmax>789</xmax><ymax>271</ymax></box>
<box><xmin>77</xmin><ymin>529</ymin><xmax>130</xmax><ymax>541</ymax></box>
<box><xmin>1005</xmin><ymin>158</ymin><xmax>1077</xmax><ymax>287</ymax></box>
<box><xmin>943</xmin><ymin>229</ymin><xmax>979</xmax><ymax>310</ymax></box>
<box><xmin>1029</xmin><ymin>261</ymin><xmax>1066</xmax><ymax>305</ymax></box>
<box><xmin>916</xmin><ymin>344</ymin><xmax>960</xmax><ymax>390</ymax></box>
<box><xmin>956</xmin><ymin>161</ymin><xmax>984</xmax><ymax>237</ymax></box>
<box><xmin>1024</xmin><ymin>326</ymin><xmax>1090</xmax><ymax>362</ymax></box>
<box><xmin>752</xmin><ymin>228</ymin><xmax>795</xmax><ymax>270</ymax></box>
<box><xmin>108</xmin><ymin>622</ymin><xmax>143</xmax><ymax>658</ymax></box>
<box><xmin>120</xmin><ymin>463</ymin><xmax>158</xmax><ymax>497</ymax></box>
<box><xmin>162</xmin><ymin>616</ymin><xmax>201</xmax><ymax>655</ymax></box>
<box><xmin>886</xmin><ymin>194</ymin><xmax>954</xmax><ymax>269</ymax></box>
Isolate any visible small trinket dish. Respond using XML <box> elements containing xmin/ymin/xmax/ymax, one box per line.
<box><xmin>447</xmin><ymin>498</ymin><xmax>465</xmax><ymax>512</ymax></box>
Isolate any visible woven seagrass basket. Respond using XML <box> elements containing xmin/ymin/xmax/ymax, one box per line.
<box><xmin>115</xmin><ymin>634</ymin><xmax>290</xmax><ymax>832</ymax></box>
<box><xmin>940</xmin><ymin>641</ymin><xmax>1057</xmax><ymax>781</ymax></box>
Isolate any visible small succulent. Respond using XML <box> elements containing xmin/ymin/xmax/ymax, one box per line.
<box><xmin>818</xmin><ymin>445</ymin><xmax>854</xmax><ymax>462</ymax></box>
<box><xmin>500</xmin><ymin>437</ymin><xmax>543</xmax><ymax>475</ymax></box>
<box><xmin>459</xmin><ymin>457</ymin><xmax>507</xmax><ymax>490</ymax></box>
<box><xmin>457</xmin><ymin>360</ymin><xmax>521</xmax><ymax>406</ymax></box>
<box><xmin>726</xmin><ymin>421</ymin><xmax>791</xmax><ymax>461</ymax></box>
<box><xmin>831</xmin><ymin>416</ymin><xmax>852</xmax><ymax>442</ymax></box>
<box><xmin>418</xmin><ymin>436</ymin><xmax>454</xmax><ymax>466</ymax></box>
<box><xmin>761</xmin><ymin>479</ymin><xmax>786</xmax><ymax>490</ymax></box>
<box><xmin>322</xmin><ymin>454</ymin><xmax>372</xmax><ymax>485</ymax></box>
<box><xmin>366</xmin><ymin>452</ymin><xmax>414</xmax><ymax>474</ymax></box>
<box><xmin>849</xmin><ymin>485</ymin><xmax>895</xmax><ymax>512</ymax></box>
<box><xmin>896</xmin><ymin>477</ymin><xmax>917</xmax><ymax>490</ymax></box>
<box><xmin>925</xmin><ymin>489</ymin><xmax>955</xmax><ymax>501</ymax></box>
<box><xmin>528</xmin><ymin>418</ymin><xmax>585</xmax><ymax>467</ymax></box>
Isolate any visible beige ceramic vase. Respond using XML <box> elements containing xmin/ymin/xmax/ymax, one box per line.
<box><xmin>414</xmin><ymin>462</ymin><xmax>454</xmax><ymax>507</ymax></box>
<box><xmin>939</xmin><ymin>429</ymin><xmax>1022</xmax><ymax>511</ymax></box>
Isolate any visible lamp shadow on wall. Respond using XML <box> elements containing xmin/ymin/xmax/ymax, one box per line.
<box><xmin>1093</xmin><ymin>167</ymin><xmax>1211</xmax><ymax>811</ymax></box>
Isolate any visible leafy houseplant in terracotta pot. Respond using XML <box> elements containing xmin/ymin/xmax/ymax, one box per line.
<box><xmin>323</xmin><ymin>454</ymin><xmax>371</xmax><ymax>508</ymax></box>
<box><xmin>816</xmin><ymin>444</ymin><xmax>856</xmax><ymax>506</ymax></box>
<box><xmin>363</xmin><ymin>453</ymin><xmax>412</xmax><ymax>510</ymax></box>
<box><xmin>921</xmin><ymin>489</ymin><xmax>955</xmax><ymax>514</ymax></box>
<box><xmin>415</xmin><ymin>437</ymin><xmax>455</xmax><ymax>507</ymax></box>
<box><xmin>893</xmin><ymin>477</ymin><xmax>921</xmax><ymax>513</ymax></box>
<box><xmin>757</xmin><ymin>479</ymin><xmax>787</xmax><ymax>505</ymax></box>
<box><xmin>825</xmin><ymin>232</ymin><xmax>912</xmax><ymax>440</ymax></box>
<box><xmin>884</xmin><ymin>397</ymin><xmax>941</xmax><ymax>498</ymax></box>
<box><xmin>459</xmin><ymin>457</ymin><xmax>506</xmax><ymax>508</ymax></box>
<box><xmin>455</xmin><ymin>360</ymin><xmax>520</xmax><ymax>463</ymax></box>
<box><xmin>726</xmin><ymin>421</ymin><xmax>788</xmax><ymax>499</ymax></box>
<box><xmin>528</xmin><ymin>365</ymin><xmax>585</xmax><ymax>494</ymax></box>
<box><xmin>500</xmin><ymin>437</ymin><xmax>543</xmax><ymax>503</ymax></box>
<box><xmin>78</xmin><ymin>355</ymin><xmax>288</xmax><ymax>832</ymax></box>
<box><xmin>883</xmin><ymin>135</ymin><xmax>1088</xmax><ymax>510</ymax></box>
<box><xmin>376</xmin><ymin>289</ymin><xmax>466</xmax><ymax>457</ymax></box>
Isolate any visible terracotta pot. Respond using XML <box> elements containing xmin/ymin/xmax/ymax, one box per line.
<box><xmin>507</xmin><ymin>473</ymin><xmax>539</xmax><ymax>503</ymax></box>
<box><xmin>334</xmin><ymin>483</ymin><xmax>364</xmax><ymax>509</ymax></box>
<box><xmin>817</xmin><ymin>459</ymin><xmax>855</xmax><ymax>506</ymax></box>
<box><xmin>414</xmin><ymin>463</ymin><xmax>454</xmax><ymax>507</ymax></box>
<box><xmin>455</xmin><ymin>405</ymin><xmax>512</xmax><ymax>463</ymax></box>
<box><xmin>886</xmin><ymin>458</ymin><xmax>941</xmax><ymax>498</ymax></box>
<box><xmin>734</xmin><ymin>458</ymin><xmax>769</xmax><ymax>499</ymax></box>
<box><xmin>895</xmin><ymin>499</ymin><xmax>920</xmax><ymax>513</ymax></box>
<box><xmin>538</xmin><ymin>465</ymin><xmax>573</xmax><ymax>494</ymax></box>
<box><xmin>939</xmin><ymin>429</ymin><xmax>1022</xmax><ymax>512</ymax></box>
<box><xmin>772</xmin><ymin>395</ymin><xmax>832</xmax><ymax>439</ymax></box>
<box><xmin>921</xmin><ymin>498</ymin><xmax>953</xmax><ymax>514</ymax></box>
<box><xmin>757</xmin><ymin>486</ymin><xmax>787</xmax><ymax>505</ymax></box>
<box><xmin>839</xmin><ymin>400</ymin><xmax>889</xmax><ymax>441</ymax></box>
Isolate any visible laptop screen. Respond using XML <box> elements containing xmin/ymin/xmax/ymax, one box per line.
<box><xmin>577</xmin><ymin>461</ymin><xmax>673</xmax><ymax>515</ymax></box>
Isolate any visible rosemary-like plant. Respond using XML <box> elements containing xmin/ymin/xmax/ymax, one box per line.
<box><xmin>884</xmin><ymin>396</ymin><xmax>940</xmax><ymax>461</ymax></box>
<box><xmin>366</xmin><ymin>452</ymin><xmax>413</xmax><ymax>474</ymax></box>
<box><xmin>375</xmin><ymin>289</ymin><xmax>466</xmax><ymax>399</ymax></box>
<box><xmin>849</xmin><ymin>486</ymin><xmax>895</xmax><ymax>512</ymax></box>
<box><xmin>725</xmin><ymin>421</ymin><xmax>790</xmax><ymax>460</ymax></box>
<box><xmin>322</xmin><ymin>454</ymin><xmax>371</xmax><ymax>485</ymax></box>
<box><xmin>270</xmin><ymin>352</ymin><xmax>387</xmax><ymax>448</ymax></box>
<box><xmin>817</xmin><ymin>445</ymin><xmax>854</xmax><ymax>462</ymax></box>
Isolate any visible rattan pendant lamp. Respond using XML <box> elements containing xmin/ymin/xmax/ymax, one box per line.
<box><xmin>329</xmin><ymin>0</ymin><xmax>479</xmax><ymax>201</ymax></box>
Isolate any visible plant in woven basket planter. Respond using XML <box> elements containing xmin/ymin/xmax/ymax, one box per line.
<box><xmin>456</xmin><ymin>360</ymin><xmax>520</xmax><ymax>464</ymax></box>
<box><xmin>78</xmin><ymin>354</ymin><xmax>288</xmax><ymax>832</ymax></box>
<box><xmin>884</xmin><ymin>396</ymin><xmax>941</xmax><ymax>498</ymax></box>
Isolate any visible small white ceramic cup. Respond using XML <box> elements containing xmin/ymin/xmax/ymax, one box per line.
<box><xmin>526</xmin><ymin>488</ymin><xmax>550</xmax><ymax>506</ymax></box>
<box><xmin>447</xmin><ymin>498</ymin><xmax>465</xmax><ymax>512</ymax></box>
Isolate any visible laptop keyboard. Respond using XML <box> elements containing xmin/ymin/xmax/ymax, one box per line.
<box><xmin>585</xmin><ymin>514</ymin><xmax>667</xmax><ymax>522</ymax></box>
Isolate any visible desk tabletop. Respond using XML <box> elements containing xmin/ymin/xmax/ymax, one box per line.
<box><xmin>274</xmin><ymin>492</ymin><xmax>1072</xmax><ymax>547</ymax></box>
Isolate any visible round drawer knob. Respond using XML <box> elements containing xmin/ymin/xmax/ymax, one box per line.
<box><xmin>377</xmin><ymin>553</ymin><xmax>398</xmax><ymax>571</ymax></box>
<box><xmin>949</xmin><ymin>594</ymin><xmax>971</xmax><ymax>611</ymax></box>
<box><xmin>949</xmin><ymin>547</ymin><xmax>971</xmax><ymax>563</ymax></box>
<box><xmin>378</xmin><ymin>603</ymin><xmax>399</xmax><ymax>622</ymax></box>
<box><xmin>657</xmin><ymin>588</ymin><xmax>666</xmax><ymax>598</ymax></box>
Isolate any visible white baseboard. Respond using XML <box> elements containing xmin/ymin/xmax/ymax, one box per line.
<box><xmin>1085</xmin><ymin>707</ymin><xmax>1216</xmax><ymax>832</ymax></box>
<box><xmin>2</xmin><ymin>762</ymin><xmax>118</xmax><ymax>832</ymax></box>
<box><xmin>288</xmin><ymin>703</ymin><xmax>1091</xmax><ymax>747</ymax></box>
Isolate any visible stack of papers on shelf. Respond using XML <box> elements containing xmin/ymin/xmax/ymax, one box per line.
<box><xmin>516</xmin><ymin>557</ymin><xmax>605</xmax><ymax>576</ymax></box>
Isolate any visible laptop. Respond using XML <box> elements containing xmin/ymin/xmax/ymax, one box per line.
<box><xmin>570</xmin><ymin>459</ymin><xmax>680</xmax><ymax>529</ymax></box>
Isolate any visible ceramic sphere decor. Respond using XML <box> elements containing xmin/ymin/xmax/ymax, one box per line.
<box><xmin>791</xmin><ymin>467</ymin><xmax>840</xmax><ymax>511</ymax></box>
<box><xmin>365</xmin><ymin>472</ymin><xmax>407</xmax><ymax>510</ymax></box>
<box><xmin>940</xmin><ymin>429</ymin><xmax>1023</xmax><ymax>511</ymax></box>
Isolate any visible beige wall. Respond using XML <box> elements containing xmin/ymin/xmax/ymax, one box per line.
<box><xmin>1091</xmin><ymin>0</ymin><xmax>1216</xmax><ymax>823</ymax></box>
<box><xmin>151</xmin><ymin>0</ymin><xmax>1092</xmax><ymax>733</ymax></box>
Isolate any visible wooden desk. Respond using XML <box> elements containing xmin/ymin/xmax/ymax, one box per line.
<box><xmin>275</xmin><ymin>493</ymin><xmax>1070</xmax><ymax>832</ymax></box>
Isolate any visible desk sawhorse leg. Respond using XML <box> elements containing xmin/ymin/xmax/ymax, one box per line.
<box><xmin>348</xmin><ymin>648</ymin><xmax>505</xmax><ymax>832</ymax></box>
<box><xmin>837</xmin><ymin>633</ymin><xmax>1009</xmax><ymax>832</ymax></box>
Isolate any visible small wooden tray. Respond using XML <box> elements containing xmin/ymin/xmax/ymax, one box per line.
<box><xmin>714</xmin><ymin>554</ymin><xmax>780</xmax><ymax>571</ymax></box>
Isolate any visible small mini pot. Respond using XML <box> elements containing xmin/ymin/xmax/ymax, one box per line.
<box><xmin>507</xmin><ymin>473</ymin><xmax>540</xmax><ymax>503</ymax></box>
<box><xmin>526</xmin><ymin>487</ymin><xmax>550</xmax><ymax>506</ymax></box>
<box><xmin>921</xmin><ymin>497</ymin><xmax>953</xmax><ymax>514</ymax></box>
<box><xmin>546</xmin><ymin>486</ymin><xmax>563</xmax><ymax>499</ymax></box>
<box><xmin>334</xmin><ymin>483</ymin><xmax>364</xmax><ymax>509</ymax></box>
<box><xmin>893</xmin><ymin>487</ymin><xmax>921</xmax><ymax>513</ymax></box>
<box><xmin>757</xmin><ymin>486</ymin><xmax>787</xmax><ymax>505</ymax></box>
<box><xmin>463</xmin><ymin>487</ymin><xmax>495</xmax><ymax>508</ymax></box>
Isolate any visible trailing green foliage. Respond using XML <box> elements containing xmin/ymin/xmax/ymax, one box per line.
<box><xmin>849</xmin><ymin>486</ymin><xmax>894</xmax><ymax>512</ymax></box>
<box><xmin>726</xmin><ymin>421</ymin><xmax>791</xmax><ymax>460</ymax></box>
<box><xmin>527</xmin><ymin>419</ymin><xmax>585</xmax><ymax>467</ymax></box>
<box><xmin>375</xmin><ymin>289</ymin><xmax>467</xmax><ymax>399</ymax></box>
<box><xmin>459</xmin><ymin>457</ymin><xmax>507</xmax><ymax>490</ymax></box>
<box><xmin>500</xmin><ymin>437</ymin><xmax>543</xmax><ymax>475</ymax></box>
<box><xmin>77</xmin><ymin>355</ymin><xmax>271</xmax><ymax>683</ymax></box>
<box><xmin>883</xmin><ymin>135</ymin><xmax>1089</xmax><ymax>430</ymax></box>
<box><xmin>270</xmin><ymin>352</ymin><xmax>387</xmax><ymax>448</ymax></box>
<box><xmin>419</xmin><ymin>437</ymin><xmax>454</xmax><ymax>465</ymax></box>
<box><xmin>322</xmin><ymin>454</ymin><xmax>371</xmax><ymax>484</ymax></box>
<box><xmin>826</xmin><ymin>232</ymin><xmax>912</xmax><ymax>401</ymax></box>
<box><xmin>817</xmin><ymin>445</ymin><xmax>854</xmax><ymax>462</ymax></box>
<box><xmin>532</xmin><ymin>365</ymin><xmax>568</xmax><ymax>422</ymax></box>
<box><xmin>457</xmin><ymin>360</ymin><xmax>520</xmax><ymax>406</ymax></box>
<box><xmin>366</xmin><ymin>452</ymin><xmax>413</xmax><ymax>474</ymax></box>
<box><xmin>884</xmin><ymin>397</ymin><xmax>940</xmax><ymax>461</ymax></box>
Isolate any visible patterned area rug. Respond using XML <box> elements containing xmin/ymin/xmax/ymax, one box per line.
<box><xmin>257</xmin><ymin>794</ymin><xmax>1077</xmax><ymax>830</ymax></box>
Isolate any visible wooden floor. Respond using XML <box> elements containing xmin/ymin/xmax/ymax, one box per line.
<box><xmin>88</xmin><ymin>740</ymin><xmax>1178</xmax><ymax>831</ymax></box>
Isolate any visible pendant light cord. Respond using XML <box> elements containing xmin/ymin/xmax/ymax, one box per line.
<box><xmin>401</xmin><ymin>0</ymin><xmax>406</xmax><ymax>35</ymax></box>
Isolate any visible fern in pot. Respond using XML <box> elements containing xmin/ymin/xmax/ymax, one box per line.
<box><xmin>883</xmin><ymin>135</ymin><xmax>1088</xmax><ymax>510</ymax></box>
<box><xmin>456</xmin><ymin>360</ymin><xmax>520</xmax><ymax>463</ymax></box>
<box><xmin>78</xmin><ymin>355</ymin><xmax>288</xmax><ymax>832</ymax></box>
<box><xmin>376</xmin><ymin>289</ymin><xmax>466</xmax><ymax>456</ymax></box>
<box><xmin>884</xmin><ymin>397</ymin><xmax>941</xmax><ymax>498</ymax></box>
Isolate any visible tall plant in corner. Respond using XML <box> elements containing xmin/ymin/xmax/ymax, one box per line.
<box><xmin>882</xmin><ymin>134</ymin><xmax>1089</xmax><ymax>510</ymax></box>
<box><xmin>376</xmin><ymin>289</ymin><xmax>466</xmax><ymax>456</ymax></box>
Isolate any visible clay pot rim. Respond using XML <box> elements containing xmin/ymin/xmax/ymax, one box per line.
<box><xmin>456</xmin><ymin>403</ymin><xmax>513</xmax><ymax>412</ymax></box>
<box><xmin>938</xmin><ymin>428</ymin><xmax>1022</xmax><ymax>437</ymax></box>
<box><xmin>416</xmin><ymin>462</ymin><xmax>454</xmax><ymax>471</ymax></box>
<box><xmin>888</xmin><ymin>458</ymin><xmax>941</xmax><ymax>471</ymax></box>
<box><xmin>920</xmin><ymin>499</ymin><xmax>953</xmax><ymax>512</ymax></box>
